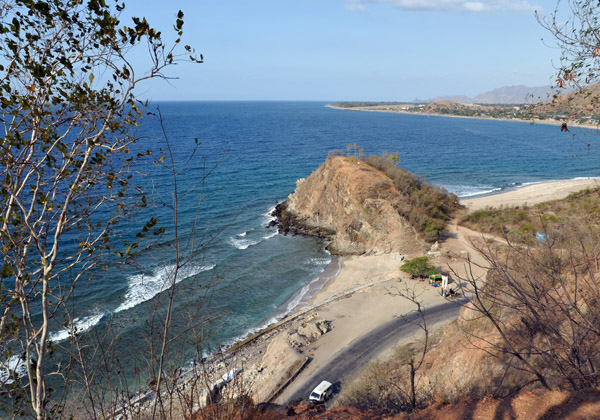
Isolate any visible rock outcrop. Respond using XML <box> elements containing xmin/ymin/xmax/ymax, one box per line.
<box><xmin>274</xmin><ymin>157</ymin><xmax>421</xmax><ymax>255</ymax></box>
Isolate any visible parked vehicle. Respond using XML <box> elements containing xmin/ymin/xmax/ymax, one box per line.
<box><xmin>309</xmin><ymin>380</ymin><xmax>333</xmax><ymax>403</ymax></box>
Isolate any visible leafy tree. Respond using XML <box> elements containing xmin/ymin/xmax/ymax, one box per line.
<box><xmin>0</xmin><ymin>1</ymin><xmax>200</xmax><ymax>418</ymax></box>
<box><xmin>400</xmin><ymin>257</ymin><xmax>438</xmax><ymax>278</ymax></box>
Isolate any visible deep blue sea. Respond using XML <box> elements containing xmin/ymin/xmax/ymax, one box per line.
<box><xmin>7</xmin><ymin>101</ymin><xmax>600</xmax><ymax>387</ymax></box>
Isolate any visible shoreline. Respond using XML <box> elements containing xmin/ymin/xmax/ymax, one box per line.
<box><xmin>130</xmin><ymin>178</ymin><xmax>600</xmax><ymax>416</ymax></box>
<box><xmin>215</xmin><ymin>179</ymin><xmax>600</xmax><ymax>394</ymax></box>
<box><xmin>328</xmin><ymin>104</ymin><xmax>600</xmax><ymax>130</ymax></box>
<box><xmin>461</xmin><ymin>178</ymin><xmax>600</xmax><ymax>211</ymax></box>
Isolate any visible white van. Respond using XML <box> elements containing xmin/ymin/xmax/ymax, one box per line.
<box><xmin>309</xmin><ymin>380</ymin><xmax>333</xmax><ymax>403</ymax></box>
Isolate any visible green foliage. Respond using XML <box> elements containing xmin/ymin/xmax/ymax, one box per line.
<box><xmin>400</xmin><ymin>256</ymin><xmax>439</xmax><ymax>278</ymax></box>
<box><xmin>462</xmin><ymin>206</ymin><xmax>532</xmax><ymax>236</ymax></box>
<box><xmin>366</xmin><ymin>155</ymin><xmax>461</xmax><ymax>241</ymax></box>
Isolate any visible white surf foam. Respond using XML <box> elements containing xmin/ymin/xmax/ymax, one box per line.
<box><xmin>520</xmin><ymin>180</ymin><xmax>546</xmax><ymax>187</ymax></box>
<box><xmin>444</xmin><ymin>184</ymin><xmax>502</xmax><ymax>198</ymax></box>
<box><xmin>285</xmin><ymin>255</ymin><xmax>336</xmax><ymax>313</ymax></box>
<box><xmin>262</xmin><ymin>204</ymin><xmax>278</xmax><ymax>225</ymax></box>
<box><xmin>305</xmin><ymin>257</ymin><xmax>332</xmax><ymax>266</ymax></box>
<box><xmin>262</xmin><ymin>230</ymin><xmax>278</xmax><ymax>240</ymax></box>
<box><xmin>459</xmin><ymin>187</ymin><xmax>501</xmax><ymax>198</ymax></box>
<box><xmin>0</xmin><ymin>354</ymin><xmax>27</xmax><ymax>385</ymax></box>
<box><xmin>229</xmin><ymin>237</ymin><xmax>260</xmax><ymax>250</ymax></box>
<box><xmin>49</xmin><ymin>313</ymin><xmax>104</xmax><ymax>342</ymax></box>
<box><xmin>285</xmin><ymin>282</ymin><xmax>312</xmax><ymax>313</ymax></box>
<box><xmin>237</xmin><ymin>231</ymin><xmax>247</xmax><ymax>237</ymax></box>
<box><xmin>115</xmin><ymin>263</ymin><xmax>214</xmax><ymax>313</ymax></box>
<box><xmin>520</xmin><ymin>177</ymin><xmax>600</xmax><ymax>188</ymax></box>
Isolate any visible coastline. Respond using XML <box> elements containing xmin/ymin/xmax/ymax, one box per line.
<box><xmin>461</xmin><ymin>178</ymin><xmax>600</xmax><ymax>211</ymax></box>
<box><xmin>221</xmin><ymin>179</ymin><xmax>600</xmax><ymax>397</ymax></box>
<box><xmin>328</xmin><ymin>104</ymin><xmax>600</xmax><ymax>130</ymax></box>
<box><xmin>130</xmin><ymin>178</ymin><xmax>600</xmax><ymax>416</ymax></box>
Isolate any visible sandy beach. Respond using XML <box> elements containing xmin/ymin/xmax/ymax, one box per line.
<box><xmin>461</xmin><ymin>178</ymin><xmax>600</xmax><ymax>211</ymax></box>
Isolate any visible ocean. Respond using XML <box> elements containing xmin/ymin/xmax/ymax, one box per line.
<box><xmin>5</xmin><ymin>101</ymin><xmax>600</xmax><ymax>390</ymax></box>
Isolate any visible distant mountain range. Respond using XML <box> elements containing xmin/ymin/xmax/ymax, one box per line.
<box><xmin>415</xmin><ymin>85</ymin><xmax>559</xmax><ymax>105</ymax></box>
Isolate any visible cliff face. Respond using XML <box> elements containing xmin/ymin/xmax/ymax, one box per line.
<box><xmin>274</xmin><ymin>157</ymin><xmax>420</xmax><ymax>255</ymax></box>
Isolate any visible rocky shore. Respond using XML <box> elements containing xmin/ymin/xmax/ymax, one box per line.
<box><xmin>270</xmin><ymin>200</ymin><xmax>336</xmax><ymax>240</ymax></box>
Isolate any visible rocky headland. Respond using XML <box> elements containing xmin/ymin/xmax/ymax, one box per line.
<box><xmin>171</xmin><ymin>153</ymin><xmax>600</xmax><ymax>420</ymax></box>
<box><xmin>272</xmin><ymin>156</ymin><xmax>421</xmax><ymax>255</ymax></box>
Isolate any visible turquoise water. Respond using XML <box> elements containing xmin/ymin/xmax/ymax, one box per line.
<box><xmin>5</xmin><ymin>101</ymin><xmax>600</xmax><ymax>387</ymax></box>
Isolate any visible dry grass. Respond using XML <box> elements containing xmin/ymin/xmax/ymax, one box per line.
<box><xmin>460</xmin><ymin>187</ymin><xmax>600</xmax><ymax>242</ymax></box>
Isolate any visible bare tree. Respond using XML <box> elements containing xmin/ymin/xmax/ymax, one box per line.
<box><xmin>388</xmin><ymin>286</ymin><xmax>431</xmax><ymax>411</ymax></box>
<box><xmin>340</xmin><ymin>286</ymin><xmax>432</xmax><ymax>414</ymax></box>
<box><xmin>453</xmin><ymin>221</ymin><xmax>600</xmax><ymax>393</ymax></box>
<box><xmin>0</xmin><ymin>1</ymin><xmax>201</xmax><ymax>418</ymax></box>
<box><xmin>538</xmin><ymin>0</ymin><xmax>600</xmax><ymax>90</ymax></box>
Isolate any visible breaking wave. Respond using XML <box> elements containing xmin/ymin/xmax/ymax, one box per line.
<box><xmin>115</xmin><ymin>263</ymin><xmax>214</xmax><ymax>313</ymax></box>
<box><xmin>0</xmin><ymin>355</ymin><xmax>27</xmax><ymax>385</ymax></box>
<box><xmin>262</xmin><ymin>230</ymin><xmax>278</xmax><ymax>240</ymax></box>
<box><xmin>444</xmin><ymin>184</ymin><xmax>502</xmax><ymax>198</ymax></box>
<box><xmin>49</xmin><ymin>313</ymin><xmax>105</xmax><ymax>343</ymax></box>
<box><xmin>229</xmin><ymin>237</ymin><xmax>261</xmax><ymax>250</ymax></box>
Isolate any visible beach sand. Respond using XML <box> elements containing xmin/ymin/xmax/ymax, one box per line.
<box><xmin>461</xmin><ymin>178</ymin><xmax>600</xmax><ymax>211</ymax></box>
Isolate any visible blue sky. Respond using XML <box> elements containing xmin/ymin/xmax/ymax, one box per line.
<box><xmin>125</xmin><ymin>0</ymin><xmax>566</xmax><ymax>101</ymax></box>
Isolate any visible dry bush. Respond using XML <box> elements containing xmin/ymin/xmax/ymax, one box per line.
<box><xmin>339</xmin><ymin>346</ymin><xmax>421</xmax><ymax>414</ymax></box>
<box><xmin>366</xmin><ymin>155</ymin><xmax>461</xmax><ymax>241</ymax></box>
<box><xmin>455</xmin><ymin>219</ymin><xmax>600</xmax><ymax>392</ymax></box>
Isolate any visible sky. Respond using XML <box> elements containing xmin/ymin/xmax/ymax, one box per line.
<box><xmin>123</xmin><ymin>0</ymin><xmax>567</xmax><ymax>101</ymax></box>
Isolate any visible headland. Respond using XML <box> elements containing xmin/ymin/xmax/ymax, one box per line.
<box><xmin>133</xmin><ymin>159</ymin><xmax>600</xmax><ymax>417</ymax></box>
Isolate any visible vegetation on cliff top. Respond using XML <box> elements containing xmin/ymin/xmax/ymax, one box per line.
<box><xmin>366</xmin><ymin>155</ymin><xmax>461</xmax><ymax>241</ymax></box>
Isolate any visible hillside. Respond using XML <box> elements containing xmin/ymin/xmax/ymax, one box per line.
<box><xmin>537</xmin><ymin>82</ymin><xmax>600</xmax><ymax>122</ymax></box>
<box><xmin>274</xmin><ymin>156</ymin><xmax>460</xmax><ymax>254</ymax></box>
<box><xmin>419</xmin><ymin>84</ymin><xmax>555</xmax><ymax>104</ymax></box>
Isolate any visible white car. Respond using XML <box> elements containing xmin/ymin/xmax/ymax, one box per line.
<box><xmin>309</xmin><ymin>380</ymin><xmax>333</xmax><ymax>403</ymax></box>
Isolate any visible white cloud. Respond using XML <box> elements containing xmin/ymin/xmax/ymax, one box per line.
<box><xmin>345</xmin><ymin>1</ymin><xmax>367</xmax><ymax>11</ymax></box>
<box><xmin>463</xmin><ymin>2</ymin><xmax>489</xmax><ymax>11</ymax></box>
<box><xmin>343</xmin><ymin>0</ymin><xmax>539</xmax><ymax>13</ymax></box>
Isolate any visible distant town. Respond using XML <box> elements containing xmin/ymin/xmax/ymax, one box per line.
<box><xmin>332</xmin><ymin>101</ymin><xmax>600</xmax><ymax>126</ymax></box>
<box><xmin>332</xmin><ymin>84</ymin><xmax>600</xmax><ymax>127</ymax></box>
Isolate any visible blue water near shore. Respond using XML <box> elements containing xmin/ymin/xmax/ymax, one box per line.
<box><xmin>38</xmin><ymin>101</ymin><xmax>600</xmax><ymax>381</ymax></box>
